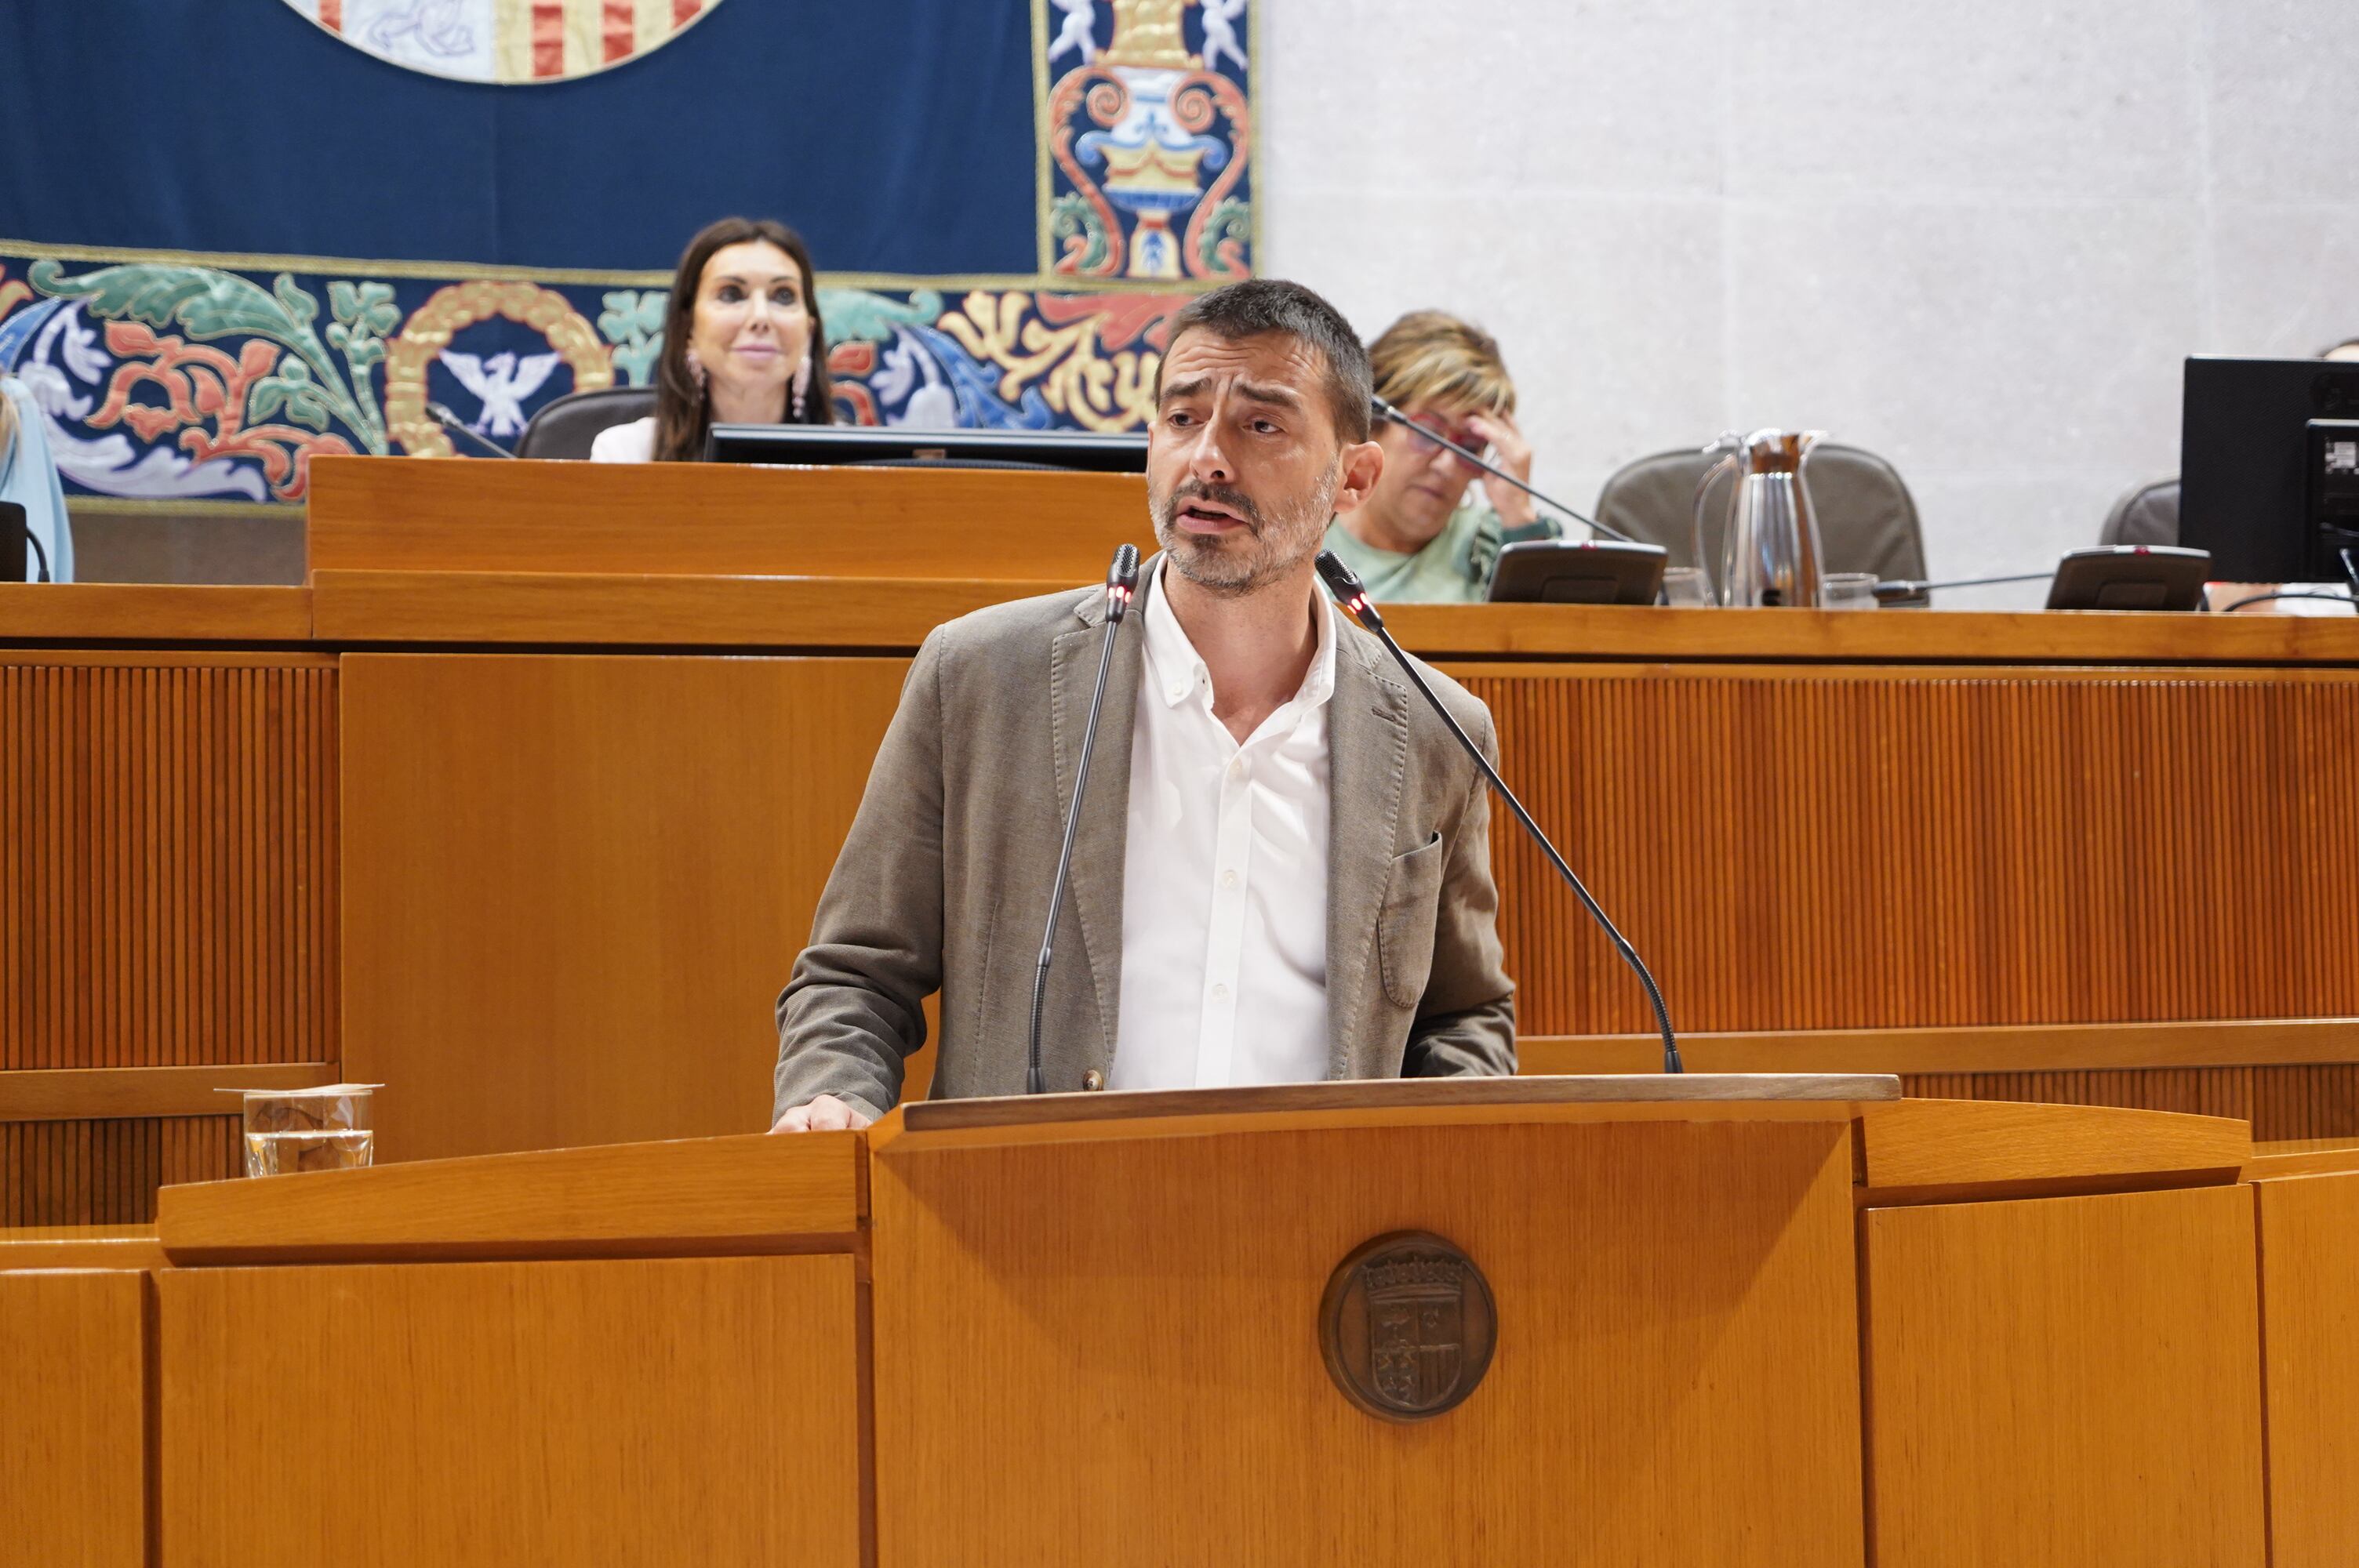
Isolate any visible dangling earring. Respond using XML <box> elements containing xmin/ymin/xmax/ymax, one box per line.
<box><xmin>685</xmin><ymin>348</ymin><xmax>708</xmax><ymax>394</ymax></box>
<box><xmin>790</xmin><ymin>352</ymin><xmax>812</xmax><ymax>422</ymax></box>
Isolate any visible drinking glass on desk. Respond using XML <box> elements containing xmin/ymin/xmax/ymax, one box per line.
<box><xmin>1662</xmin><ymin>567</ymin><xmax>1714</xmax><ymax>607</ymax></box>
<box><xmin>1819</xmin><ymin>572</ymin><xmax>1878</xmax><ymax>610</ymax></box>
<box><xmin>233</xmin><ymin>1084</ymin><xmax>379</xmax><ymax>1176</ymax></box>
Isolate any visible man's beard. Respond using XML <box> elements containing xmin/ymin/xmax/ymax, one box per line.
<box><xmin>1150</xmin><ymin>459</ymin><xmax>1339</xmax><ymax>597</ymax></box>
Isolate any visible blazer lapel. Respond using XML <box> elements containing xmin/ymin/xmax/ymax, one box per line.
<box><xmin>1324</xmin><ymin>622</ymin><xmax>1411</xmax><ymax>1076</ymax></box>
<box><xmin>1046</xmin><ymin>571</ymin><xmax>1147</xmax><ymax>1080</ymax></box>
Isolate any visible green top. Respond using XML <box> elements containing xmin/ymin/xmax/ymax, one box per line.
<box><xmin>1321</xmin><ymin>502</ymin><xmax>1564</xmax><ymax>604</ymax></box>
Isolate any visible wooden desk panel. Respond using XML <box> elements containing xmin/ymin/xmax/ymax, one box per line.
<box><xmin>0</xmin><ymin>1268</ymin><xmax>150</xmax><ymax>1568</ymax></box>
<box><xmin>2251</xmin><ymin>1171</ymin><xmax>2359</xmax><ymax>1566</ymax></box>
<box><xmin>340</xmin><ymin>653</ymin><xmax>905</xmax><ymax>1162</ymax></box>
<box><xmin>158</xmin><ymin>1254</ymin><xmax>863</xmax><ymax>1568</ymax></box>
<box><xmin>1860</xmin><ymin>1184</ymin><xmax>2266</xmax><ymax>1566</ymax></box>
<box><xmin>1463</xmin><ymin>663</ymin><xmax>2359</xmax><ymax>1036</ymax></box>
<box><xmin>873</xmin><ymin>1117</ymin><xmax>1863</xmax><ymax>1565</ymax></box>
<box><xmin>307</xmin><ymin>454</ymin><xmax>1151</xmax><ymax>579</ymax></box>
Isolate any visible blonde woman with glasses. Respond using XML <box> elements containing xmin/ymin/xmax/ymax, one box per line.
<box><xmin>1320</xmin><ymin>310</ymin><xmax>1557</xmax><ymax>603</ymax></box>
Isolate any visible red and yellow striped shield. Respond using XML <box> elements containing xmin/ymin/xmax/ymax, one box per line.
<box><xmin>284</xmin><ymin>0</ymin><xmax>724</xmax><ymax>85</ymax></box>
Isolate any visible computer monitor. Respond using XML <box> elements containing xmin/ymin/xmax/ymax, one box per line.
<box><xmin>2180</xmin><ymin>357</ymin><xmax>2359</xmax><ymax>581</ymax></box>
<box><xmin>705</xmin><ymin>423</ymin><xmax>1147</xmax><ymax>473</ymax></box>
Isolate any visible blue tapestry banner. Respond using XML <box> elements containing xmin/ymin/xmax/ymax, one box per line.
<box><xmin>0</xmin><ymin>0</ymin><xmax>1256</xmax><ymax>506</ymax></box>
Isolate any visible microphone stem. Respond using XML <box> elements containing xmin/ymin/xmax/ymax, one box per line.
<box><xmin>427</xmin><ymin>405</ymin><xmax>517</xmax><ymax>459</ymax></box>
<box><xmin>1374</xmin><ymin>397</ymin><xmax>1637</xmax><ymax>546</ymax></box>
<box><xmin>1361</xmin><ymin>622</ymin><xmax>1682</xmax><ymax>1074</ymax></box>
<box><xmin>1029</xmin><ymin>601</ymin><xmax>1124</xmax><ymax>1094</ymax></box>
<box><xmin>1884</xmin><ymin>570</ymin><xmax>2054</xmax><ymax>594</ymax></box>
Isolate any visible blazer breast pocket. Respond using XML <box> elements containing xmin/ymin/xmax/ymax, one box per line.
<box><xmin>1376</xmin><ymin>831</ymin><xmax>1446</xmax><ymax>1009</ymax></box>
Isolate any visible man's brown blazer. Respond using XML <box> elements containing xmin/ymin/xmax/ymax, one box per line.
<box><xmin>773</xmin><ymin>562</ymin><xmax>1517</xmax><ymax>1121</ymax></box>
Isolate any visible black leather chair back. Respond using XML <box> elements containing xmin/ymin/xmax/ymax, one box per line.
<box><xmin>514</xmin><ymin>386</ymin><xmax>659</xmax><ymax>460</ymax></box>
<box><xmin>1593</xmin><ymin>442</ymin><xmax>1928</xmax><ymax>582</ymax></box>
<box><xmin>2099</xmin><ymin>478</ymin><xmax>2179</xmax><ymax>546</ymax></box>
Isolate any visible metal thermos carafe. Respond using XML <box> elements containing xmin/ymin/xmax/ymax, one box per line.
<box><xmin>1692</xmin><ymin>430</ymin><xmax>1827</xmax><ymax>607</ymax></box>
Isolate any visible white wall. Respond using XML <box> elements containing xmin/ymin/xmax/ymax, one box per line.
<box><xmin>1259</xmin><ymin>0</ymin><xmax>2359</xmax><ymax>602</ymax></box>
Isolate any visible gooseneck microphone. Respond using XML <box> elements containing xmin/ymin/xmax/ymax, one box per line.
<box><xmin>1370</xmin><ymin>394</ymin><xmax>1637</xmax><ymax>545</ymax></box>
<box><xmin>1029</xmin><ymin>541</ymin><xmax>1143</xmax><ymax>1094</ymax></box>
<box><xmin>1314</xmin><ymin>550</ymin><xmax>1684</xmax><ymax>1074</ymax></box>
<box><xmin>424</xmin><ymin>401</ymin><xmax>517</xmax><ymax>459</ymax></box>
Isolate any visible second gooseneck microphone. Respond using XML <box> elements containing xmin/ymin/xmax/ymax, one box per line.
<box><xmin>1314</xmin><ymin>550</ymin><xmax>1684</xmax><ymax>1074</ymax></box>
<box><xmin>1028</xmin><ymin>541</ymin><xmax>1142</xmax><ymax>1094</ymax></box>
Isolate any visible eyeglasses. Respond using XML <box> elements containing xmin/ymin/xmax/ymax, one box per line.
<box><xmin>1398</xmin><ymin>416</ymin><xmax>1487</xmax><ymax>459</ymax></box>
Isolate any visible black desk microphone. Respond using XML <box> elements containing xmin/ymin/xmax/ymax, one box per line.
<box><xmin>1028</xmin><ymin>542</ymin><xmax>1142</xmax><ymax>1094</ymax></box>
<box><xmin>1314</xmin><ymin>550</ymin><xmax>1683</xmax><ymax>1073</ymax></box>
<box><xmin>425</xmin><ymin>401</ymin><xmax>517</xmax><ymax>459</ymax></box>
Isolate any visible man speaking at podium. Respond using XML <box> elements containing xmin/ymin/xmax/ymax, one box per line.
<box><xmin>771</xmin><ymin>281</ymin><xmax>1515</xmax><ymax>1131</ymax></box>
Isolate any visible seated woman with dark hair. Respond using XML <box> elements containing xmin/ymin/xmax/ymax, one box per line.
<box><xmin>592</xmin><ymin>216</ymin><xmax>836</xmax><ymax>462</ymax></box>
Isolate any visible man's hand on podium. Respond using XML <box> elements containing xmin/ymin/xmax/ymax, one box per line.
<box><xmin>768</xmin><ymin>1094</ymin><xmax>875</xmax><ymax>1134</ymax></box>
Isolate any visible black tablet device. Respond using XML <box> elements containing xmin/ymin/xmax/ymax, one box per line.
<box><xmin>2044</xmin><ymin>545</ymin><xmax>2212</xmax><ymax>611</ymax></box>
<box><xmin>1485</xmin><ymin>539</ymin><xmax>1668</xmax><ymax>605</ymax></box>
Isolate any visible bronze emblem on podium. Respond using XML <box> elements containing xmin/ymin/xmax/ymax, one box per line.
<box><xmin>1319</xmin><ymin>1230</ymin><xmax>1496</xmax><ymax>1421</ymax></box>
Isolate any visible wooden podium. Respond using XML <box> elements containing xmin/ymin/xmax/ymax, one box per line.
<box><xmin>118</xmin><ymin>1075</ymin><xmax>2284</xmax><ymax>1566</ymax></box>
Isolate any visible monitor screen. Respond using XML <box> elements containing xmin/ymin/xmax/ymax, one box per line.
<box><xmin>705</xmin><ymin>423</ymin><xmax>1148</xmax><ymax>474</ymax></box>
<box><xmin>2181</xmin><ymin>356</ymin><xmax>2359</xmax><ymax>580</ymax></box>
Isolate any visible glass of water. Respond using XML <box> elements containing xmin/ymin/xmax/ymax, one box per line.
<box><xmin>1662</xmin><ymin>566</ymin><xmax>1714</xmax><ymax>607</ymax></box>
<box><xmin>236</xmin><ymin>1085</ymin><xmax>379</xmax><ymax>1177</ymax></box>
<box><xmin>1819</xmin><ymin>572</ymin><xmax>1880</xmax><ymax>610</ymax></box>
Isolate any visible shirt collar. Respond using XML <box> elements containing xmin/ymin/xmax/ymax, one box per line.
<box><xmin>1141</xmin><ymin>554</ymin><xmax>1338</xmax><ymax>713</ymax></box>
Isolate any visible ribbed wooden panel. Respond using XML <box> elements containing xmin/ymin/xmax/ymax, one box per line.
<box><xmin>1463</xmin><ymin>668</ymin><xmax>2359</xmax><ymax>1036</ymax></box>
<box><xmin>0</xmin><ymin>659</ymin><xmax>338</xmax><ymax>1069</ymax></box>
<box><xmin>2</xmin><ymin>1114</ymin><xmax>240</xmax><ymax>1225</ymax></box>
<box><xmin>1903</xmin><ymin>1066</ymin><xmax>2359</xmax><ymax>1142</ymax></box>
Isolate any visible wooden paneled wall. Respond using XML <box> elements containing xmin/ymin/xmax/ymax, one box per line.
<box><xmin>2</xmin><ymin>655</ymin><xmax>336</xmax><ymax>1224</ymax></box>
<box><xmin>2</xmin><ymin>656</ymin><xmax>340</xmax><ymax>1069</ymax></box>
<box><xmin>1465</xmin><ymin>665</ymin><xmax>2359</xmax><ymax>1036</ymax></box>
<box><xmin>2</xmin><ymin>1114</ymin><xmax>241</xmax><ymax>1225</ymax></box>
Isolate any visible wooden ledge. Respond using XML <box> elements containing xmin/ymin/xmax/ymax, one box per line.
<box><xmin>156</xmin><ymin>1130</ymin><xmax>864</xmax><ymax>1265</ymax></box>
<box><xmin>0</xmin><ymin>1225</ymin><xmax>165</xmax><ymax>1272</ymax></box>
<box><xmin>1518</xmin><ymin>1017</ymin><xmax>2359</xmax><ymax>1076</ymax></box>
<box><xmin>1394</xmin><ymin>600</ymin><xmax>2359</xmax><ymax>664</ymax></box>
<box><xmin>2243</xmin><ymin>1137</ymin><xmax>2359</xmax><ymax>1181</ymax></box>
<box><xmin>0</xmin><ymin>583</ymin><xmax>313</xmax><ymax>643</ymax></box>
<box><xmin>0</xmin><ymin>1063</ymin><xmax>338</xmax><ymax>1123</ymax></box>
<box><xmin>311</xmin><ymin>569</ymin><xmax>1079</xmax><ymax>645</ymax></box>
<box><xmin>879</xmin><ymin>1073</ymin><xmax>1898</xmax><ymax>1153</ymax></box>
<box><xmin>1855</xmin><ymin>1099</ymin><xmax>2250</xmax><ymax>1203</ymax></box>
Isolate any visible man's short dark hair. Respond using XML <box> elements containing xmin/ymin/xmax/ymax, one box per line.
<box><xmin>1156</xmin><ymin>279</ymin><xmax>1373</xmax><ymax>443</ymax></box>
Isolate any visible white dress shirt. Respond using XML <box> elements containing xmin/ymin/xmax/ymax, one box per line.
<box><xmin>1110</xmin><ymin>559</ymin><xmax>1337</xmax><ymax>1089</ymax></box>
